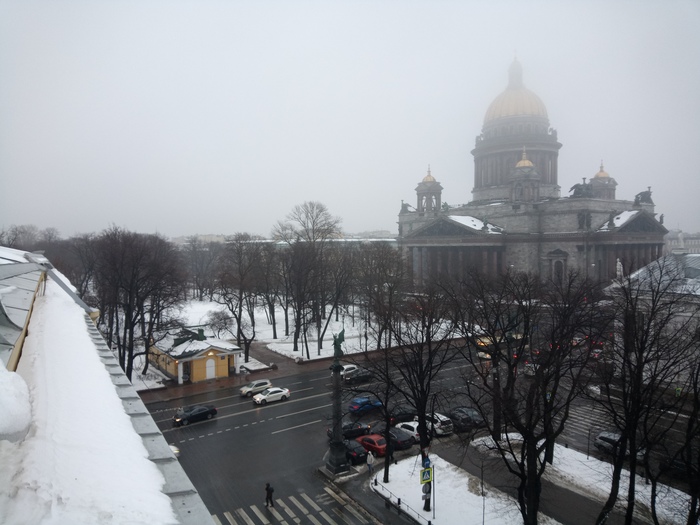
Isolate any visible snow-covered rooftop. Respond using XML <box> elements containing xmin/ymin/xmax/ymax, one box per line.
<box><xmin>448</xmin><ymin>215</ymin><xmax>504</xmax><ymax>234</ymax></box>
<box><xmin>598</xmin><ymin>210</ymin><xmax>639</xmax><ymax>231</ymax></box>
<box><xmin>0</xmin><ymin>247</ymin><xmax>213</xmax><ymax>525</ymax></box>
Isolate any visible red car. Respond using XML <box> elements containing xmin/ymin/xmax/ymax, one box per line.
<box><xmin>356</xmin><ymin>434</ymin><xmax>387</xmax><ymax>457</ymax></box>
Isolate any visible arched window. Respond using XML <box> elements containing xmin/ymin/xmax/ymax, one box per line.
<box><xmin>554</xmin><ymin>260</ymin><xmax>564</xmax><ymax>283</ymax></box>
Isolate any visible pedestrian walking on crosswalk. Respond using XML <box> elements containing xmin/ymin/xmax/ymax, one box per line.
<box><xmin>264</xmin><ymin>482</ymin><xmax>274</xmax><ymax>508</ymax></box>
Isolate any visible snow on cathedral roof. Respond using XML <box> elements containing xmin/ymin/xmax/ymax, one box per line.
<box><xmin>448</xmin><ymin>215</ymin><xmax>504</xmax><ymax>234</ymax></box>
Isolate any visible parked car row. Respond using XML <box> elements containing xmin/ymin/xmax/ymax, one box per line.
<box><xmin>349</xmin><ymin>402</ymin><xmax>486</xmax><ymax>438</ymax></box>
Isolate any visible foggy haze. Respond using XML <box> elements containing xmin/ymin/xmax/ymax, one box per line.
<box><xmin>1</xmin><ymin>1</ymin><xmax>699</xmax><ymax>239</ymax></box>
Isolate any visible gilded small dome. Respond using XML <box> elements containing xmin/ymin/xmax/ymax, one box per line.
<box><xmin>484</xmin><ymin>60</ymin><xmax>549</xmax><ymax>124</ymax></box>
<box><xmin>423</xmin><ymin>166</ymin><xmax>436</xmax><ymax>182</ymax></box>
<box><xmin>515</xmin><ymin>148</ymin><xmax>534</xmax><ymax>168</ymax></box>
<box><xmin>594</xmin><ymin>162</ymin><xmax>609</xmax><ymax>178</ymax></box>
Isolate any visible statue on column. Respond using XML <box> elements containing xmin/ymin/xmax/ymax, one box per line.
<box><xmin>333</xmin><ymin>329</ymin><xmax>345</xmax><ymax>359</ymax></box>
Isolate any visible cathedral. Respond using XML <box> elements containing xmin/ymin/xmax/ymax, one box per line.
<box><xmin>398</xmin><ymin>59</ymin><xmax>667</xmax><ymax>285</ymax></box>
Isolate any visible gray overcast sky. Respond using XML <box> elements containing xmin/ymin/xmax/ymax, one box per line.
<box><xmin>1</xmin><ymin>1</ymin><xmax>699</xmax><ymax>239</ymax></box>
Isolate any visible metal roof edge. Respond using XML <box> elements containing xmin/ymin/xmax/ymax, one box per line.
<box><xmin>82</xmin><ymin>315</ymin><xmax>215</xmax><ymax>525</ymax></box>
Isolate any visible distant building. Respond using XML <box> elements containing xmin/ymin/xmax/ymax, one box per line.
<box><xmin>665</xmin><ymin>230</ymin><xmax>700</xmax><ymax>255</ymax></box>
<box><xmin>398</xmin><ymin>60</ymin><xmax>667</xmax><ymax>285</ymax></box>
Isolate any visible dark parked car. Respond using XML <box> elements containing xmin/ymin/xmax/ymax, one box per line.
<box><xmin>327</xmin><ymin>421</ymin><xmax>372</xmax><ymax>440</ymax></box>
<box><xmin>172</xmin><ymin>405</ymin><xmax>217</xmax><ymax>427</ymax></box>
<box><xmin>348</xmin><ymin>396</ymin><xmax>383</xmax><ymax>415</ymax></box>
<box><xmin>385</xmin><ymin>426</ymin><xmax>416</xmax><ymax>451</ymax></box>
<box><xmin>369</xmin><ymin>421</ymin><xmax>417</xmax><ymax>451</ymax></box>
<box><xmin>344</xmin><ymin>439</ymin><xmax>368</xmax><ymax>465</ymax></box>
<box><xmin>448</xmin><ymin>407</ymin><xmax>486</xmax><ymax>432</ymax></box>
<box><xmin>344</xmin><ymin>367</ymin><xmax>373</xmax><ymax>385</ymax></box>
<box><xmin>388</xmin><ymin>405</ymin><xmax>417</xmax><ymax>425</ymax></box>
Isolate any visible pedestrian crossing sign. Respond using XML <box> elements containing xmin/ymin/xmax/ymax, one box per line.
<box><xmin>420</xmin><ymin>467</ymin><xmax>433</xmax><ymax>484</ymax></box>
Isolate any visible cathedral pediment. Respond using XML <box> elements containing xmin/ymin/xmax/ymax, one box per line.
<box><xmin>405</xmin><ymin>216</ymin><xmax>504</xmax><ymax>239</ymax></box>
<box><xmin>618</xmin><ymin>213</ymin><xmax>667</xmax><ymax>234</ymax></box>
<box><xmin>598</xmin><ymin>210</ymin><xmax>667</xmax><ymax>234</ymax></box>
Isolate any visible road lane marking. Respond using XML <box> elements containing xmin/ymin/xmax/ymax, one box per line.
<box><xmin>235</xmin><ymin>508</ymin><xmax>256</xmax><ymax>525</ymax></box>
<box><xmin>250</xmin><ymin>505</ymin><xmax>270</xmax><ymax>524</ymax></box>
<box><xmin>319</xmin><ymin>510</ymin><xmax>339</xmax><ymax>525</ymax></box>
<box><xmin>332</xmin><ymin>507</ymin><xmax>355</xmax><ymax>524</ymax></box>
<box><xmin>278</xmin><ymin>499</ymin><xmax>298</xmax><ymax>520</ymax></box>
<box><xmin>301</xmin><ymin>493</ymin><xmax>322</xmax><ymax>512</ymax></box>
<box><xmin>288</xmin><ymin>495</ymin><xmax>308</xmax><ymax>515</ymax></box>
<box><xmin>268</xmin><ymin>506</ymin><xmax>286</xmax><ymax>523</ymax></box>
<box><xmin>344</xmin><ymin>503</ymin><xmax>369</xmax><ymax>523</ymax></box>
<box><xmin>275</xmin><ymin>403</ymin><xmax>332</xmax><ymax>419</ymax></box>
<box><xmin>211</xmin><ymin>514</ymin><xmax>222</xmax><ymax>525</ymax></box>
<box><xmin>271</xmin><ymin>419</ymin><xmax>322</xmax><ymax>434</ymax></box>
<box><xmin>323</xmin><ymin>487</ymin><xmax>347</xmax><ymax>506</ymax></box>
<box><xmin>222</xmin><ymin>511</ymin><xmax>237</xmax><ymax>524</ymax></box>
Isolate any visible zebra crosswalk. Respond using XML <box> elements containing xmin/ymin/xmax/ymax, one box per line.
<box><xmin>558</xmin><ymin>401</ymin><xmax>613</xmax><ymax>450</ymax></box>
<box><xmin>211</xmin><ymin>487</ymin><xmax>372</xmax><ymax>525</ymax></box>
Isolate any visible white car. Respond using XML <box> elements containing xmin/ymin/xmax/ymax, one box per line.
<box><xmin>331</xmin><ymin>364</ymin><xmax>360</xmax><ymax>377</ymax></box>
<box><xmin>415</xmin><ymin>412</ymin><xmax>454</xmax><ymax>436</ymax></box>
<box><xmin>396</xmin><ymin>421</ymin><xmax>421</xmax><ymax>441</ymax></box>
<box><xmin>253</xmin><ymin>387</ymin><xmax>291</xmax><ymax>405</ymax></box>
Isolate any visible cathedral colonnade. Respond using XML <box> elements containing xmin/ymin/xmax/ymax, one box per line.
<box><xmin>408</xmin><ymin>245</ymin><xmax>505</xmax><ymax>285</ymax></box>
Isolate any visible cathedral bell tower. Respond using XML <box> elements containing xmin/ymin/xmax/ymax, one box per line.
<box><xmin>590</xmin><ymin>162</ymin><xmax>617</xmax><ymax>200</ymax></box>
<box><xmin>415</xmin><ymin>167</ymin><xmax>442</xmax><ymax>217</ymax></box>
<box><xmin>510</xmin><ymin>148</ymin><xmax>541</xmax><ymax>203</ymax></box>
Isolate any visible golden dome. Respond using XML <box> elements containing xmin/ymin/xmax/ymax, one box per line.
<box><xmin>515</xmin><ymin>148</ymin><xmax>534</xmax><ymax>168</ymax></box>
<box><xmin>423</xmin><ymin>166</ymin><xmax>436</xmax><ymax>182</ymax></box>
<box><xmin>484</xmin><ymin>60</ymin><xmax>549</xmax><ymax>123</ymax></box>
<box><xmin>594</xmin><ymin>161</ymin><xmax>609</xmax><ymax>178</ymax></box>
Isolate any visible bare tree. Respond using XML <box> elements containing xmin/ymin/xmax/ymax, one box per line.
<box><xmin>272</xmin><ymin>201</ymin><xmax>342</xmax><ymax>358</ymax></box>
<box><xmin>215</xmin><ymin>233</ymin><xmax>265</xmax><ymax>362</ymax></box>
<box><xmin>595</xmin><ymin>255</ymin><xmax>700</xmax><ymax>525</ymax></box>
<box><xmin>354</xmin><ymin>241</ymin><xmax>407</xmax><ymax>352</ymax></box>
<box><xmin>182</xmin><ymin>235</ymin><xmax>222</xmax><ymax>300</ymax></box>
<box><xmin>257</xmin><ymin>242</ymin><xmax>283</xmax><ymax>340</ymax></box>
<box><xmin>383</xmin><ymin>283</ymin><xmax>461</xmax><ymax>512</ymax></box>
<box><xmin>2</xmin><ymin>224</ymin><xmax>40</xmax><ymax>250</ymax></box>
<box><xmin>93</xmin><ymin>227</ymin><xmax>185</xmax><ymax>381</ymax></box>
<box><xmin>445</xmin><ymin>269</ymin><xmax>598</xmax><ymax>525</ymax></box>
<box><xmin>50</xmin><ymin>233</ymin><xmax>97</xmax><ymax>300</ymax></box>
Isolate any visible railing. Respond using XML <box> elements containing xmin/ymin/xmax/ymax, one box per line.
<box><xmin>372</xmin><ymin>476</ymin><xmax>432</xmax><ymax>525</ymax></box>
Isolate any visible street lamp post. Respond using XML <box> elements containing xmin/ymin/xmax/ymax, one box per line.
<box><xmin>326</xmin><ymin>330</ymin><xmax>350</xmax><ymax>475</ymax></box>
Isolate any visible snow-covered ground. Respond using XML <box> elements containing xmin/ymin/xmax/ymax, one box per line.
<box><xmin>370</xmin><ymin>454</ymin><xmax>562</xmax><ymax>525</ymax></box>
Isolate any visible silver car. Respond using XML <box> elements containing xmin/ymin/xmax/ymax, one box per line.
<box><xmin>240</xmin><ymin>379</ymin><xmax>272</xmax><ymax>397</ymax></box>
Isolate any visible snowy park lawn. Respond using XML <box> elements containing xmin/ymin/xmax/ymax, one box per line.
<box><xmin>470</xmin><ymin>436</ymin><xmax>689</xmax><ymax>525</ymax></box>
<box><xmin>370</xmin><ymin>454</ymin><xmax>561</xmax><ymax>525</ymax></box>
